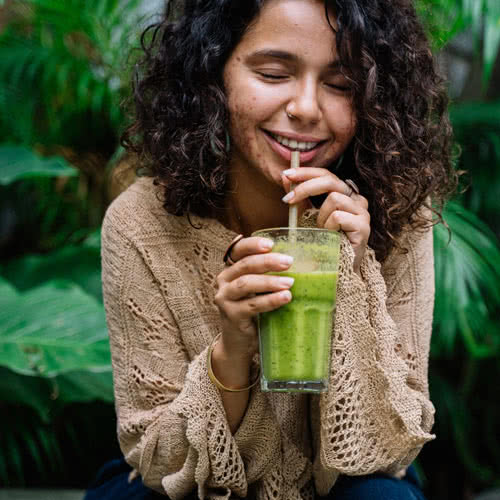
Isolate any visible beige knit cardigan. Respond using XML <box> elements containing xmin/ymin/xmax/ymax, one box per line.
<box><xmin>101</xmin><ymin>177</ymin><xmax>435</xmax><ymax>500</ymax></box>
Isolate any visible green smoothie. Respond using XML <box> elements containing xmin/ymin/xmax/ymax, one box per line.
<box><xmin>253</xmin><ymin>227</ymin><xmax>340</xmax><ymax>393</ymax></box>
<box><xmin>259</xmin><ymin>270</ymin><xmax>337</xmax><ymax>388</ymax></box>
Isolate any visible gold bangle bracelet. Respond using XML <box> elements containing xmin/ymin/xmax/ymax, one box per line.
<box><xmin>207</xmin><ymin>333</ymin><xmax>261</xmax><ymax>392</ymax></box>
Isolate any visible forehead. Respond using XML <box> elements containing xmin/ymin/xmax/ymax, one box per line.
<box><xmin>237</xmin><ymin>0</ymin><xmax>338</xmax><ymax>59</ymax></box>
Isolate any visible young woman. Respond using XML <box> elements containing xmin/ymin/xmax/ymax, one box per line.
<box><xmin>86</xmin><ymin>0</ymin><xmax>456</xmax><ymax>498</ymax></box>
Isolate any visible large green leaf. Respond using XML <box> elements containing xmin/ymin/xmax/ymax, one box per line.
<box><xmin>54</xmin><ymin>369</ymin><xmax>113</xmax><ymax>403</ymax></box>
<box><xmin>2</xmin><ymin>243</ymin><xmax>102</xmax><ymax>301</ymax></box>
<box><xmin>0</xmin><ymin>367</ymin><xmax>113</xmax><ymax>423</ymax></box>
<box><xmin>0</xmin><ymin>145</ymin><xmax>77</xmax><ymax>185</ymax></box>
<box><xmin>0</xmin><ymin>277</ymin><xmax>110</xmax><ymax>377</ymax></box>
<box><xmin>433</xmin><ymin>202</ymin><xmax>500</xmax><ymax>357</ymax></box>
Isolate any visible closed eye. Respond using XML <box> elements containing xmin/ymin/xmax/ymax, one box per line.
<box><xmin>257</xmin><ymin>72</ymin><xmax>288</xmax><ymax>80</ymax></box>
<box><xmin>326</xmin><ymin>83</ymin><xmax>351</xmax><ymax>91</ymax></box>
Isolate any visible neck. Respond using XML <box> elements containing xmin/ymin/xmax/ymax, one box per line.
<box><xmin>221</xmin><ymin>167</ymin><xmax>290</xmax><ymax>236</ymax></box>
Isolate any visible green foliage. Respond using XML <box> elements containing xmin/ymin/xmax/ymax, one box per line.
<box><xmin>433</xmin><ymin>202</ymin><xmax>500</xmax><ymax>358</ymax></box>
<box><xmin>416</xmin><ymin>0</ymin><xmax>500</xmax><ymax>87</ymax></box>
<box><xmin>0</xmin><ymin>402</ymin><xmax>119</xmax><ymax>487</ymax></box>
<box><xmin>429</xmin><ymin>365</ymin><xmax>500</xmax><ymax>485</ymax></box>
<box><xmin>0</xmin><ymin>0</ymin><xmax>147</xmax><ymax>148</ymax></box>
<box><xmin>2</xmin><ymin>239</ymin><xmax>102</xmax><ymax>300</ymax></box>
<box><xmin>0</xmin><ymin>0</ymin><xmax>498</xmax><ymax>493</ymax></box>
<box><xmin>0</xmin><ymin>0</ymin><xmax>156</xmax><ymax>486</ymax></box>
<box><xmin>449</xmin><ymin>100</ymin><xmax>500</xmax><ymax>233</ymax></box>
<box><xmin>0</xmin><ymin>145</ymin><xmax>77</xmax><ymax>185</ymax></box>
<box><xmin>0</xmin><ymin>277</ymin><xmax>109</xmax><ymax>377</ymax></box>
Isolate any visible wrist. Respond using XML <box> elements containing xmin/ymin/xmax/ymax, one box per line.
<box><xmin>219</xmin><ymin>331</ymin><xmax>258</xmax><ymax>361</ymax></box>
<box><xmin>211</xmin><ymin>338</ymin><xmax>254</xmax><ymax>390</ymax></box>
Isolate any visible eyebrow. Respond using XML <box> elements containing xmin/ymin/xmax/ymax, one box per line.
<box><xmin>247</xmin><ymin>49</ymin><xmax>342</xmax><ymax>70</ymax></box>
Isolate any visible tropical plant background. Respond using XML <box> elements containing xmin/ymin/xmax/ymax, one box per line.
<box><xmin>0</xmin><ymin>0</ymin><xmax>499</xmax><ymax>498</ymax></box>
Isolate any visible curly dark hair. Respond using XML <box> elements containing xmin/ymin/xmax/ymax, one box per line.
<box><xmin>122</xmin><ymin>0</ymin><xmax>457</xmax><ymax>261</ymax></box>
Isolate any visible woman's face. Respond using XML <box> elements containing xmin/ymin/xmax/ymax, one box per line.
<box><xmin>223</xmin><ymin>0</ymin><xmax>356</xmax><ymax>190</ymax></box>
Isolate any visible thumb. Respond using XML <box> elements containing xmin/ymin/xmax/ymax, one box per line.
<box><xmin>281</xmin><ymin>173</ymin><xmax>293</xmax><ymax>193</ymax></box>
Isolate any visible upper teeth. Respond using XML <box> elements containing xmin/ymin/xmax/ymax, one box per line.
<box><xmin>272</xmin><ymin>133</ymin><xmax>319</xmax><ymax>151</ymax></box>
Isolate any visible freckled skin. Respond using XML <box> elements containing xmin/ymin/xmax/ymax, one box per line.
<box><xmin>223</xmin><ymin>0</ymin><xmax>356</xmax><ymax>230</ymax></box>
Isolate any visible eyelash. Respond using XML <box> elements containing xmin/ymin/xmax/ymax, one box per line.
<box><xmin>327</xmin><ymin>83</ymin><xmax>351</xmax><ymax>91</ymax></box>
<box><xmin>259</xmin><ymin>72</ymin><xmax>350</xmax><ymax>91</ymax></box>
<box><xmin>259</xmin><ymin>72</ymin><xmax>287</xmax><ymax>80</ymax></box>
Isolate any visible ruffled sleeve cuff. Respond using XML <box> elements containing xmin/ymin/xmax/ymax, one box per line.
<box><xmin>166</xmin><ymin>346</ymin><xmax>282</xmax><ymax>499</ymax></box>
<box><xmin>314</xmin><ymin>235</ymin><xmax>435</xmax><ymax>494</ymax></box>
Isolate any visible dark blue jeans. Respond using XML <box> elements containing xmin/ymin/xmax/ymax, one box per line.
<box><xmin>84</xmin><ymin>458</ymin><xmax>427</xmax><ymax>499</ymax></box>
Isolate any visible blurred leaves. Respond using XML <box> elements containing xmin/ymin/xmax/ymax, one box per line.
<box><xmin>0</xmin><ymin>0</ymin><xmax>150</xmax><ymax>486</ymax></box>
<box><xmin>429</xmin><ymin>368</ymin><xmax>500</xmax><ymax>484</ymax></box>
<box><xmin>0</xmin><ymin>145</ymin><xmax>77</xmax><ymax>185</ymax></box>
<box><xmin>2</xmin><ymin>242</ymin><xmax>102</xmax><ymax>300</ymax></box>
<box><xmin>416</xmin><ymin>0</ymin><xmax>500</xmax><ymax>86</ymax></box>
<box><xmin>0</xmin><ymin>277</ymin><xmax>109</xmax><ymax>377</ymax></box>
<box><xmin>0</xmin><ymin>0</ymin><xmax>498</xmax><ymax>492</ymax></box>
<box><xmin>433</xmin><ymin>202</ymin><xmax>500</xmax><ymax>358</ymax></box>
<box><xmin>0</xmin><ymin>0</ymin><xmax>148</xmax><ymax>149</ymax></box>
<box><xmin>449</xmin><ymin>100</ymin><xmax>500</xmax><ymax>233</ymax></box>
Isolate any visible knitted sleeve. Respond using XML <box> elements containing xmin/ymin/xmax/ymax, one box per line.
<box><xmin>312</xmin><ymin>226</ymin><xmax>436</xmax><ymax>495</ymax></box>
<box><xmin>101</xmin><ymin>211</ymin><xmax>282</xmax><ymax>500</ymax></box>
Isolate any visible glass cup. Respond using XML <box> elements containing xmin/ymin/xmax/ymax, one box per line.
<box><xmin>252</xmin><ymin>228</ymin><xmax>341</xmax><ymax>393</ymax></box>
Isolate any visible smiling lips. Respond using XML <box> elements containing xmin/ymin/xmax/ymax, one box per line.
<box><xmin>263</xmin><ymin>129</ymin><xmax>327</xmax><ymax>162</ymax></box>
<box><xmin>268</xmin><ymin>132</ymin><xmax>320</xmax><ymax>152</ymax></box>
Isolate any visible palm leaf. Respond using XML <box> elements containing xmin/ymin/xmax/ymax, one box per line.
<box><xmin>449</xmin><ymin>100</ymin><xmax>500</xmax><ymax>235</ymax></box>
<box><xmin>0</xmin><ymin>0</ymin><xmax>150</xmax><ymax>146</ymax></box>
<box><xmin>430</xmin><ymin>370</ymin><xmax>497</xmax><ymax>483</ymax></box>
<box><xmin>433</xmin><ymin>202</ymin><xmax>500</xmax><ymax>357</ymax></box>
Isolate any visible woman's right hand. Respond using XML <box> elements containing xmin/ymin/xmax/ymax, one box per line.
<box><xmin>214</xmin><ymin>236</ymin><xmax>295</xmax><ymax>360</ymax></box>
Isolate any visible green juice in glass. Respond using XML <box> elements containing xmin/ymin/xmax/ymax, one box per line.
<box><xmin>254</xmin><ymin>228</ymin><xmax>340</xmax><ymax>393</ymax></box>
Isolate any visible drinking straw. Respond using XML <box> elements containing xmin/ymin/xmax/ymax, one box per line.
<box><xmin>288</xmin><ymin>151</ymin><xmax>300</xmax><ymax>228</ymax></box>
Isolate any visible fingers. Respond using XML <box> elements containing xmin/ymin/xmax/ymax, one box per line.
<box><xmin>222</xmin><ymin>251</ymin><xmax>293</xmax><ymax>282</ymax></box>
<box><xmin>215</xmin><ymin>236</ymin><xmax>295</xmax><ymax>323</ymax></box>
<box><xmin>282</xmin><ymin>168</ymin><xmax>369</xmax><ymax>211</ymax></box>
<box><xmin>282</xmin><ymin>167</ymin><xmax>345</xmax><ymax>203</ymax></box>
<box><xmin>225</xmin><ymin>274</ymin><xmax>295</xmax><ymax>301</ymax></box>
<box><xmin>224</xmin><ymin>289</ymin><xmax>293</xmax><ymax>322</ymax></box>
<box><xmin>228</xmin><ymin>236</ymin><xmax>273</xmax><ymax>264</ymax></box>
<box><xmin>317</xmin><ymin>190</ymin><xmax>366</xmax><ymax>227</ymax></box>
<box><xmin>322</xmin><ymin>210</ymin><xmax>371</xmax><ymax>244</ymax></box>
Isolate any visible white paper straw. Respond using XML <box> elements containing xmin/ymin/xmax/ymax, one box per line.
<box><xmin>288</xmin><ymin>151</ymin><xmax>300</xmax><ymax>229</ymax></box>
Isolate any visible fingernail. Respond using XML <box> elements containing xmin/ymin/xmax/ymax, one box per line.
<box><xmin>261</xmin><ymin>238</ymin><xmax>274</xmax><ymax>250</ymax></box>
<box><xmin>279</xmin><ymin>255</ymin><xmax>294</xmax><ymax>266</ymax></box>
<box><xmin>282</xmin><ymin>169</ymin><xmax>296</xmax><ymax>176</ymax></box>
<box><xmin>281</xmin><ymin>290</ymin><xmax>292</xmax><ymax>301</ymax></box>
<box><xmin>282</xmin><ymin>191</ymin><xmax>294</xmax><ymax>203</ymax></box>
<box><xmin>278</xmin><ymin>277</ymin><xmax>295</xmax><ymax>288</ymax></box>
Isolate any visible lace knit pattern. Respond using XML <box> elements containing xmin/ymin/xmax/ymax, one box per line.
<box><xmin>101</xmin><ymin>178</ymin><xmax>435</xmax><ymax>499</ymax></box>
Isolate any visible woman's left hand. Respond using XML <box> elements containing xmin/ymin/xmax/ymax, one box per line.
<box><xmin>282</xmin><ymin>167</ymin><xmax>370</xmax><ymax>275</ymax></box>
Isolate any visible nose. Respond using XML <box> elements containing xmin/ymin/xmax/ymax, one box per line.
<box><xmin>285</xmin><ymin>77</ymin><xmax>322</xmax><ymax>124</ymax></box>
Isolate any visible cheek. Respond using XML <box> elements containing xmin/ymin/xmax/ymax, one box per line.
<box><xmin>330</xmin><ymin>103</ymin><xmax>357</xmax><ymax>142</ymax></box>
<box><xmin>227</xmin><ymin>103</ymin><xmax>260</xmax><ymax>159</ymax></box>
<box><xmin>226</xmin><ymin>83</ymin><xmax>272</xmax><ymax>147</ymax></box>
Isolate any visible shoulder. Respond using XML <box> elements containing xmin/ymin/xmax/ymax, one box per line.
<box><xmin>381</xmin><ymin>208</ymin><xmax>434</xmax><ymax>284</ymax></box>
<box><xmin>102</xmin><ymin>177</ymin><xmax>191</xmax><ymax>246</ymax></box>
<box><xmin>101</xmin><ymin>177</ymin><xmax>235</xmax><ymax>264</ymax></box>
